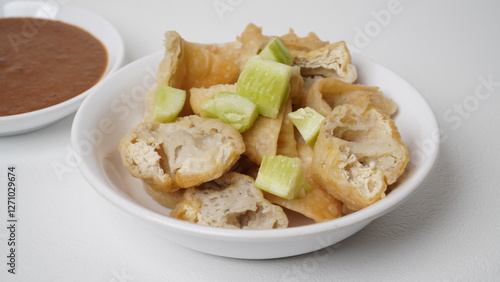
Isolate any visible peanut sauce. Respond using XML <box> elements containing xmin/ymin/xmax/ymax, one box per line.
<box><xmin>0</xmin><ymin>17</ymin><xmax>108</xmax><ymax>116</ymax></box>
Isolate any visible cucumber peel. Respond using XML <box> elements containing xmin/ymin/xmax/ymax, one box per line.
<box><xmin>288</xmin><ymin>107</ymin><xmax>325</xmax><ymax>147</ymax></box>
<box><xmin>259</xmin><ymin>37</ymin><xmax>293</xmax><ymax>66</ymax></box>
<box><xmin>255</xmin><ymin>155</ymin><xmax>311</xmax><ymax>200</ymax></box>
<box><xmin>153</xmin><ymin>85</ymin><xmax>186</xmax><ymax>123</ymax></box>
<box><xmin>236</xmin><ymin>56</ymin><xmax>292</xmax><ymax>118</ymax></box>
<box><xmin>200</xmin><ymin>92</ymin><xmax>258</xmax><ymax>133</ymax></box>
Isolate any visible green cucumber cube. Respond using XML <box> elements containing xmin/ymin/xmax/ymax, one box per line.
<box><xmin>288</xmin><ymin>107</ymin><xmax>325</xmax><ymax>147</ymax></box>
<box><xmin>200</xmin><ymin>92</ymin><xmax>258</xmax><ymax>133</ymax></box>
<box><xmin>153</xmin><ymin>85</ymin><xmax>186</xmax><ymax>123</ymax></box>
<box><xmin>236</xmin><ymin>56</ymin><xmax>292</xmax><ymax>118</ymax></box>
<box><xmin>259</xmin><ymin>37</ymin><xmax>293</xmax><ymax>66</ymax></box>
<box><xmin>255</xmin><ymin>155</ymin><xmax>311</xmax><ymax>200</ymax></box>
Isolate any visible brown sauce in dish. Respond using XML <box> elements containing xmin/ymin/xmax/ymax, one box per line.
<box><xmin>0</xmin><ymin>17</ymin><xmax>108</xmax><ymax>116</ymax></box>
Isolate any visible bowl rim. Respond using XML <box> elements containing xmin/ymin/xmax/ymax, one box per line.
<box><xmin>72</xmin><ymin>50</ymin><xmax>440</xmax><ymax>241</ymax></box>
<box><xmin>0</xmin><ymin>1</ymin><xmax>125</xmax><ymax>134</ymax></box>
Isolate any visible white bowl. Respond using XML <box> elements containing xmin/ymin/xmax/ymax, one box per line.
<box><xmin>0</xmin><ymin>1</ymin><xmax>124</xmax><ymax>136</ymax></box>
<box><xmin>71</xmin><ymin>51</ymin><xmax>439</xmax><ymax>259</ymax></box>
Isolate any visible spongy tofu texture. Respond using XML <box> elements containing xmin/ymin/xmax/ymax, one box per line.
<box><xmin>312</xmin><ymin>104</ymin><xmax>409</xmax><ymax>211</ymax></box>
<box><xmin>171</xmin><ymin>172</ymin><xmax>288</xmax><ymax>229</ymax></box>
<box><xmin>118</xmin><ymin>115</ymin><xmax>245</xmax><ymax>191</ymax></box>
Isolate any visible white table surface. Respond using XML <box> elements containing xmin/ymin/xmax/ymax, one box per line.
<box><xmin>1</xmin><ymin>0</ymin><xmax>500</xmax><ymax>281</ymax></box>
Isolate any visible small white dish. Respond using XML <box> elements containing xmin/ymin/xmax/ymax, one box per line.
<box><xmin>0</xmin><ymin>1</ymin><xmax>124</xmax><ymax>136</ymax></box>
<box><xmin>72</xmin><ymin>51</ymin><xmax>439</xmax><ymax>259</ymax></box>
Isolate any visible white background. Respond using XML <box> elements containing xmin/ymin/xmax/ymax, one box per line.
<box><xmin>1</xmin><ymin>0</ymin><xmax>500</xmax><ymax>281</ymax></box>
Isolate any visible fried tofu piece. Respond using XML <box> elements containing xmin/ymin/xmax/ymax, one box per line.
<box><xmin>157</xmin><ymin>31</ymin><xmax>241</xmax><ymax>90</ymax></box>
<box><xmin>280</xmin><ymin>28</ymin><xmax>330</xmax><ymax>55</ymax></box>
<box><xmin>118</xmin><ymin>115</ymin><xmax>245</xmax><ymax>192</ymax></box>
<box><xmin>311</xmin><ymin>104</ymin><xmax>409</xmax><ymax>211</ymax></box>
<box><xmin>171</xmin><ymin>172</ymin><xmax>288</xmax><ymax>229</ymax></box>
<box><xmin>242</xmin><ymin>104</ymin><xmax>285</xmax><ymax>164</ymax></box>
<box><xmin>294</xmin><ymin>41</ymin><xmax>357</xmax><ymax>86</ymax></box>
<box><xmin>276</xmin><ymin>99</ymin><xmax>298</xmax><ymax>158</ymax></box>
<box><xmin>301</xmin><ymin>78</ymin><xmax>397</xmax><ymax>117</ymax></box>
<box><xmin>264</xmin><ymin>186</ymin><xmax>342</xmax><ymax>223</ymax></box>
<box><xmin>144</xmin><ymin>31</ymin><xmax>241</xmax><ymax>121</ymax></box>
<box><xmin>202</xmin><ymin>41</ymin><xmax>243</xmax><ymax>69</ymax></box>
<box><xmin>235</xmin><ymin>23</ymin><xmax>270</xmax><ymax>68</ymax></box>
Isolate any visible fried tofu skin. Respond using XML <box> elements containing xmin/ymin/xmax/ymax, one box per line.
<box><xmin>311</xmin><ymin>104</ymin><xmax>409</xmax><ymax>211</ymax></box>
<box><xmin>171</xmin><ymin>172</ymin><xmax>288</xmax><ymax>229</ymax></box>
<box><xmin>119</xmin><ymin>115</ymin><xmax>245</xmax><ymax>192</ymax></box>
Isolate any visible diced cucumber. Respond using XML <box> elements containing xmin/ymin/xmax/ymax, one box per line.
<box><xmin>288</xmin><ymin>107</ymin><xmax>325</xmax><ymax>147</ymax></box>
<box><xmin>153</xmin><ymin>85</ymin><xmax>186</xmax><ymax>123</ymax></box>
<box><xmin>200</xmin><ymin>92</ymin><xmax>258</xmax><ymax>133</ymax></box>
<box><xmin>255</xmin><ymin>155</ymin><xmax>311</xmax><ymax>200</ymax></box>
<box><xmin>236</xmin><ymin>56</ymin><xmax>292</xmax><ymax>118</ymax></box>
<box><xmin>259</xmin><ymin>37</ymin><xmax>293</xmax><ymax>66</ymax></box>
